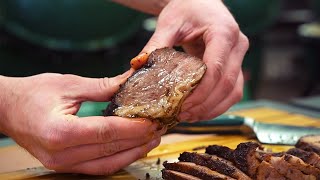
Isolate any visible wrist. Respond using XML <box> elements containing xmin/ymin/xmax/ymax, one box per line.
<box><xmin>0</xmin><ymin>75</ymin><xmax>18</xmax><ymax>134</ymax></box>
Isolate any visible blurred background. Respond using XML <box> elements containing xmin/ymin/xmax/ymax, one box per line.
<box><xmin>0</xmin><ymin>0</ymin><xmax>319</xmax><ymax>102</ymax></box>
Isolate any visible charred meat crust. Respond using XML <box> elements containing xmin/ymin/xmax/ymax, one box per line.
<box><xmin>104</xmin><ymin>47</ymin><xmax>206</xmax><ymax>128</ymax></box>
<box><xmin>163</xmin><ymin>161</ymin><xmax>236</xmax><ymax>180</ymax></box>
<box><xmin>287</xmin><ymin>148</ymin><xmax>320</xmax><ymax>169</ymax></box>
<box><xmin>206</xmin><ymin>145</ymin><xmax>235</xmax><ymax>162</ymax></box>
<box><xmin>162</xmin><ymin>169</ymin><xmax>202</xmax><ymax>180</ymax></box>
<box><xmin>296</xmin><ymin>135</ymin><xmax>320</xmax><ymax>155</ymax></box>
<box><xmin>178</xmin><ymin>152</ymin><xmax>251</xmax><ymax>180</ymax></box>
<box><xmin>233</xmin><ymin>142</ymin><xmax>262</xmax><ymax>177</ymax></box>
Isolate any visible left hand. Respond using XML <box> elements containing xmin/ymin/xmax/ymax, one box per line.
<box><xmin>141</xmin><ymin>0</ymin><xmax>249</xmax><ymax>122</ymax></box>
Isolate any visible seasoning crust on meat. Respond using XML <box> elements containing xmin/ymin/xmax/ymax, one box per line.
<box><xmin>104</xmin><ymin>47</ymin><xmax>206</xmax><ymax>127</ymax></box>
<box><xmin>163</xmin><ymin>136</ymin><xmax>320</xmax><ymax>180</ymax></box>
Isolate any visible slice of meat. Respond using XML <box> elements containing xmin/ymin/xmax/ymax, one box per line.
<box><xmin>162</xmin><ymin>169</ymin><xmax>201</xmax><ymax>180</ymax></box>
<box><xmin>287</xmin><ymin>148</ymin><xmax>320</xmax><ymax>169</ymax></box>
<box><xmin>233</xmin><ymin>142</ymin><xmax>262</xmax><ymax>178</ymax></box>
<box><xmin>178</xmin><ymin>152</ymin><xmax>251</xmax><ymax>180</ymax></box>
<box><xmin>257</xmin><ymin>153</ymin><xmax>317</xmax><ymax>180</ymax></box>
<box><xmin>256</xmin><ymin>161</ymin><xmax>286</xmax><ymax>180</ymax></box>
<box><xmin>104</xmin><ymin>47</ymin><xmax>206</xmax><ymax>128</ymax></box>
<box><xmin>163</xmin><ymin>161</ymin><xmax>235</xmax><ymax>180</ymax></box>
<box><xmin>206</xmin><ymin>145</ymin><xmax>235</xmax><ymax>162</ymax></box>
<box><xmin>296</xmin><ymin>135</ymin><xmax>320</xmax><ymax>155</ymax></box>
<box><xmin>283</xmin><ymin>154</ymin><xmax>320</xmax><ymax>179</ymax></box>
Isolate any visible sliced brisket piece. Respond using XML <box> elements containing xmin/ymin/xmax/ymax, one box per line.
<box><xmin>257</xmin><ymin>153</ymin><xmax>317</xmax><ymax>180</ymax></box>
<box><xmin>256</xmin><ymin>161</ymin><xmax>286</xmax><ymax>180</ymax></box>
<box><xmin>296</xmin><ymin>135</ymin><xmax>320</xmax><ymax>155</ymax></box>
<box><xmin>104</xmin><ymin>47</ymin><xmax>206</xmax><ymax>128</ymax></box>
<box><xmin>163</xmin><ymin>161</ymin><xmax>235</xmax><ymax>180</ymax></box>
<box><xmin>206</xmin><ymin>145</ymin><xmax>235</xmax><ymax>162</ymax></box>
<box><xmin>287</xmin><ymin>148</ymin><xmax>320</xmax><ymax>169</ymax></box>
<box><xmin>179</xmin><ymin>152</ymin><xmax>251</xmax><ymax>180</ymax></box>
<box><xmin>162</xmin><ymin>169</ymin><xmax>201</xmax><ymax>180</ymax></box>
<box><xmin>233</xmin><ymin>142</ymin><xmax>263</xmax><ymax>178</ymax></box>
<box><xmin>282</xmin><ymin>154</ymin><xmax>320</xmax><ymax>179</ymax></box>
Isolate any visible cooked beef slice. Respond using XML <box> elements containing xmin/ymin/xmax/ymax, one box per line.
<box><xmin>287</xmin><ymin>148</ymin><xmax>320</xmax><ymax>169</ymax></box>
<box><xmin>178</xmin><ymin>152</ymin><xmax>251</xmax><ymax>180</ymax></box>
<box><xmin>233</xmin><ymin>142</ymin><xmax>262</xmax><ymax>178</ymax></box>
<box><xmin>256</xmin><ymin>161</ymin><xmax>286</xmax><ymax>180</ymax></box>
<box><xmin>282</xmin><ymin>154</ymin><xmax>320</xmax><ymax>179</ymax></box>
<box><xmin>162</xmin><ymin>169</ymin><xmax>202</xmax><ymax>180</ymax></box>
<box><xmin>206</xmin><ymin>145</ymin><xmax>235</xmax><ymax>162</ymax></box>
<box><xmin>104</xmin><ymin>47</ymin><xmax>206</xmax><ymax>128</ymax></box>
<box><xmin>257</xmin><ymin>153</ymin><xmax>317</xmax><ymax>180</ymax></box>
<box><xmin>163</xmin><ymin>161</ymin><xmax>235</xmax><ymax>180</ymax></box>
<box><xmin>296</xmin><ymin>135</ymin><xmax>320</xmax><ymax>155</ymax></box>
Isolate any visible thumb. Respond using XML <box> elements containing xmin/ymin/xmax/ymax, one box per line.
<box><xmin>74</xmin><ymin>69</ymin><xmax>134</xmax><ymax>102</ymax></box>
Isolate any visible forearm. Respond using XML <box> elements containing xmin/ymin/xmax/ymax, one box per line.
<box><xmin>0</xmin><ymin>76</ymin><xmax>8</xmax><ymax>133</ymax></box>
<box><xmin>111</xmin><ymin>0</ymin><xmax>171</xmax><ymax>15</ymax></box>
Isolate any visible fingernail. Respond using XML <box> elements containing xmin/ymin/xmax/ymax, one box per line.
<box><xmin>142</xmin><ymin>153</ymin><xmax>148</xmax><ymax>158</ymax></box>
<box><xmin>179</xmin><ymin>112</ymin><xmax>191</xmax><ymax>121</ymax></box>
<box><xmin>155</xmin><ymin>127</ymin><xmax>167</xmax><ymax>137</ymax></box>
<box><xmin>181</xmin><ymin>103</ymin><xmax>193</xmax><ymax>112</ymax></box>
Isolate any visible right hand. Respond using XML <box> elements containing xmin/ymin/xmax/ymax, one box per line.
<box><xmin>0</xmin><ymin>72</ymin><xmax>165</xmax><ymax>175</ymax></box>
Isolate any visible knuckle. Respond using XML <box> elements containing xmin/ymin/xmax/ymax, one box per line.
<box><xmin>42</xmin><ymin>154</ymin><xmax>61</xmax><ymax>170</ymax></box>
<box><xmin>99</xmin><ymin>77</ymin><xmax>112</xmax><ymax>91</ymax></box>
<box><xmin>98</xmin><ymin>121</ymin><xmax>118</xmax><ymax>142</ymax></box>
<box><xmin>101</xmin><ymin>142</ymin><xmax>121</xmax><ymax>156</ymax></box>
<box><xmin>222</xmin><ymin>75</ymin><xmax>237</xmax><ymax>93</ymax></box>
<box><xmin>212</xmin><ymin>61</ymin><xmax>224</xmax><ymax>81</ymax></box>
<box><xmin>239</xmin><ymin>34</ymin><xmax>250</xmax><ymax>51</ymax></box>
<box><xmin>218</xmin><ymin>22</ymin><xmax>240</xmax><ymax>44</ymax></box>
<box><xmin>198</xmin><ymin>104</ymin><xmax>210</xmax><ymax>115</ymax></box>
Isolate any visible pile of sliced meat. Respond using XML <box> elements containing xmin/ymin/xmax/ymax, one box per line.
<box><xmin>162</xmin><ymin>135</ymin><xmax>320</xmax><ymax>180</ymax></box>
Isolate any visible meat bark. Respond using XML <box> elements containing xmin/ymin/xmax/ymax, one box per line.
<box><xmin>296</xmin><ymin>135</ymin><xmax>320</xmax><ymax>155</ymax></box>
<box><xmin>233</xmin><ymin>142</ymin><xmax>262</xmax><ymax>178</ymax></box>
<box><xmin>163</xmin><ymin>161</ymin><xmax>236</xmax><ymax>180</ymax></box>
<box><xmin>104</xmin><ymin>47</ymin><xmax>206</xmax><ymax>128</ymax></box>
<box><xmin>287</xmin><ymin>148</ymin><xmax>320</xmax><ymax>169</ymax></box>
<box><xmin>206</xmin><ymin>145</ymin><xmax>235</xmax><ymax>162</ymax></box>
<box><xmin>179</xmin><ymin>152</ymin><xmax>251</xmax><ymax>180</ymax></box>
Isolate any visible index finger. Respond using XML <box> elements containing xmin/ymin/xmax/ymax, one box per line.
<box><xmin>181</xmin><ymin>24</ymin><xmax>239</xmax><ymax>111</ymax></box>
<box><xmin>44</xmin><ymin>115</ymin><xmax>160</xmax><ymax>149</ymax></box>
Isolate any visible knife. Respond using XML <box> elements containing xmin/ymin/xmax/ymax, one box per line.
<box><xmin>172</xmin><ymin>115</ymin><xmax>320</xmax><ymax>145</ymax></box>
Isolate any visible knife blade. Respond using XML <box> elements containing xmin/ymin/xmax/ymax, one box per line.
<box><xmin>172</xmin><ymin>115</ymin><xmax>320</xmax><ymax>145</ymax></box>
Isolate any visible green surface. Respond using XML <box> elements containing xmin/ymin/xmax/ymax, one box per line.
<box><xmin>311</xmin><ymin>0</ymin><xmax>320</xmax><ymax>20</ymax></box>
<box><xmin>0</xmin><ymin>0</ymin><xmax>146</xmax><ymax>51</ymax></box>
<box><xmin>224</xmin><ymin>0</ymin><xmax>281</xmax><ymax>36</ymax></box>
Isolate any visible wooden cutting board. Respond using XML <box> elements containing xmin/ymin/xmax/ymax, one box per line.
<box><xmin>0</xmin><ymin>107</ymin><xmax>319</xmax><ymax>179</ymax></box>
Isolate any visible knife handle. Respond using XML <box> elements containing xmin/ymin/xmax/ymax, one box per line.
<box><xmin>172</xmin><ymin>115</ymin><xmax>252</xmax><ymax>134</ymax></box>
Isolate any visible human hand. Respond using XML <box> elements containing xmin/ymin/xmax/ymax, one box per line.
<box><xmin>142</xmin><ymin>0</ymin><xmax>249</xmax><ymax>121</ymax></box>
<box><xmin>0</xmin><ymin>72</ymin><xmax>165</xmax><ymax>175</ymax></box>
